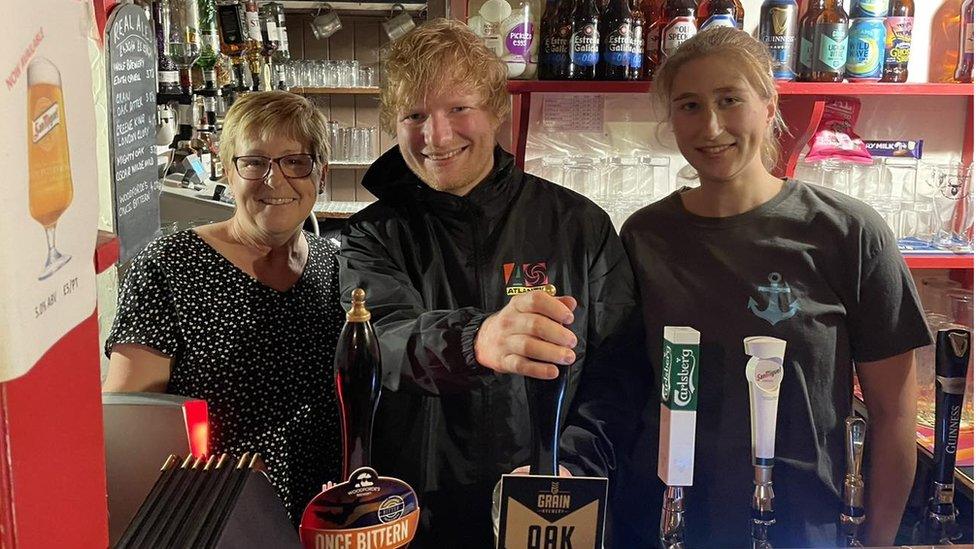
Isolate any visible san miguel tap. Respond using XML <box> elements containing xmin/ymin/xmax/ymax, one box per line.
<box><xmin>658</xmin><ymin>326</ymin><xmax>700</xmax><ymax>549</ymax></box>
<box><xmin>923</xmin><ymin>328</ymin><xmax>971</xmax><ymax>544</ymax></box>
<box><xmin>839</xmin><ymin>416</ymin><xmax>867</xmax><ymax>547</ymax></box>
<box><xmin>743</xmin><ymin>336</ymin><xmax>786</xmax><ymax>549</ymax></box>
<box><xmin>525</xmin><ymin>283</ymin><xmax>569</xmax><ymax>476</ymax></box>
<box><xmin>300</xmin><ymin>289</ymin><xmax>419</xmax><ymax>549</ymax></box>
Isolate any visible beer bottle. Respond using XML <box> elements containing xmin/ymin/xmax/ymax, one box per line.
<box><xmin>568</xmin><ymin>0</ymin><xmax>601</xmax><ymax>79</ymax></box>
<box><xmin>641</xmin><ymin>0</ymin><xmax>663</xmax><ymax>79</ymax></box>
<box><xmin>810</xmin><ymin>0</ymin><xmax>849</xmax><ymax>82</ymax></box>
<box><xmin>600</xmin><ymin>0</ymin><xmax>633</xmax><ymax>80</ymax></box>
<box><xmin>539</xmin><ymin>0</ymin><xmax>559</xmax><ymax>78</ymax></box>
<box><xmin>797</xmin><ymin>0</ymin><xmax>826</xmax><ymax>81</ymax></box>
<box><xmin>880</xmin><ymin>0</ymin><xmax>913</xmax><ymax>83</ymax></box>
<box><xmin>334</xmin><ymin>289</ymin><xmax>382</xmax><ymax>479</ymax></box>
<box><xmin>658</xmin><ymin>0</ymin><xmax>697</xmax><ymax>65</ymax></box>
<box><xmin>629</xmin><ymin>0</ymin><xmax>645</xmax><ymax>80</ymax></box>
<box><xmin>955</xmin><ymin>0</ymin><xmax>974</xmax><ymax>83</ymax></box>
<box><xmin>760</xmin><ymin>0</ymin><xmax>799</xmax><ymax>81</ymax></box>
<box><xmin>697</xmin><ymin>0</ymin><xmax>744</xmax><ymax>31</ymax></box>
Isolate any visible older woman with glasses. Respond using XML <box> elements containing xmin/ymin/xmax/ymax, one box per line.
<box><xmin>103</xmin><ymin>91</ymin><xmax>343</xmax><ymax>524</ymax></box>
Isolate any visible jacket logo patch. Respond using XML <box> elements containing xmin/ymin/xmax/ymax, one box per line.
<box><xmin>504</xmin><ymin>261</ymin><xmax>549</xmax><ymax>296</ymax></box>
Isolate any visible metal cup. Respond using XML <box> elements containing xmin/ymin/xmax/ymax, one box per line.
<box><xmin>310</xmin><ymin>5</ymin><xmax>342</xmax><ymax>40</ymax></box>
<box><xmin>382</xmin><ymin>4</ymin><xmax>415</xmax><ymax>41</ymax></box>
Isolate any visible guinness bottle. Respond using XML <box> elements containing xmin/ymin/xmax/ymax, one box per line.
<box><xmin>599</xmin><ymin>0</ymin><xmax>633</xmax><ymax>79</ymax></box>
<box><xmin>810</xmin><ymin>0</ymin><xmax>849</xmax><ymax>82</ymax></box>
<box><xmin>760</xmin><ymin>0</ymin><xmax>799</xmax><ymax>81</ymax></box>
<box><xmin>568</xmin><ymin>0</ymin><xmax>600</xmax><ymax>79</ymax></box>
<box><xmin>697</xmin><ymin>0</ymin><xmax>744</xmax><ymax>31</ymax></box>
<box><xmin>334</xmin><ymin>289</ymin><xmax>382</xmax><ymax>479</ymax></box>
<box><xmin>659</xmin><ymin>0</ymin><xmax>697</xmax><ymax>65</ymax></box>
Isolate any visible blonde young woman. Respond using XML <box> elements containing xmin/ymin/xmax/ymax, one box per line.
<box><xmin>103</xmin><ymin>91</ymin><xmax>343</xmax><ymax>523</ymax></box>
<box><xmin>617</xmin><ymin>28</ymin><xmax>930</xmax><ymax>548</ymax></box>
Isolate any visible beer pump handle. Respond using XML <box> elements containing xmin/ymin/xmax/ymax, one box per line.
<box><xmin>840</xmin><ymin>416</ymin><xmax>867</xmax><ymax>547</ymax></box>
<box><xmin>526</xmin><ymin>284</ymin><xmax>568</xmax><ymax>476</ymax></box>
<box><xmin>334</xmin><ymin>288</ymin><xmax>383</xmax><ymax>480</ymax></box>
<box><xmin>933</xmin><ymin>329</ymin><xmax>971</xmax><ymax>486</ymax></box>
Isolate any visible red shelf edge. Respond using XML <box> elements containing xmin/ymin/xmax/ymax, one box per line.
<box><xmin>95</xmin><ymin>231</ymin><xmax>120</xmax><ymax>275</ymax></box>
<box><xmin>507</xmin><ymin>80</ymin><xmax>974</xmax><ymax>96</ymax></box>
<box><xmin>903</xmin><ymin>253</ymin><xmax>974</xmax><ymax>269</ymax></box>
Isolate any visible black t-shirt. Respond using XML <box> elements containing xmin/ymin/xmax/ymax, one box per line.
<box><xmin>616</xmin><ymin>180</ymin><xmax>931</xmax><ymax>547</ymax></box>
<box><xmin>106</xmin><ymin>229</ymin><xmax>344</xmax><ymax>522</ymax></box>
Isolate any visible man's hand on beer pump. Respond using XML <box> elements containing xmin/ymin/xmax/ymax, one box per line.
<box><xmin>474</xmin><ymin>290</ymin><xmax>578</xmax><ymax>380</ymax></box>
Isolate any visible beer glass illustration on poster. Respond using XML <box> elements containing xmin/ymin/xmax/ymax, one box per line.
<box><xmin>0</xmin><ymin>0</ymin><xmax>99</xmax><ymax>382</ymax></box>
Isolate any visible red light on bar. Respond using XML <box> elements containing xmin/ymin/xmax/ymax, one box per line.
<box><xmin>182</xmin><ymin>399</ymin><xmax>209</xmax><ymax>458</ymax></box>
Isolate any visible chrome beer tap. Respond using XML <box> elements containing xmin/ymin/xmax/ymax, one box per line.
<box><xmin>744</xmin><ymin>336</ymin><xmax>786</xmax><ymax>549</ymax></box>
<box><xmin>659</xmin><ymin>486</ymin><xmax>686</xmax><ymax>549</ymax></box>
<box><xmin>839</xmin><ymin>416</ymin><xmax>867</xmax><ymax>547</ymax></box>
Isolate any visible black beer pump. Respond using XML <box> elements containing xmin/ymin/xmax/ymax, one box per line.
<box><xmin>525</xmin><ymin>283</ymin><xmax>570</xmax><ymax>475</ymax></box>
<box><xmin>300</xmin><ymin>289</ymin><xmax>419</xmax><ymax>549</ymax></box>
<box><xmin>922</xmin><ymin>328</ymin><xmax>971</xmax><ymax>545</ymax></box>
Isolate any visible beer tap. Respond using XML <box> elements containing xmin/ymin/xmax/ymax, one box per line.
<box><xmin>922</xmin><ymin>328</ymin><xmax>971</xmax><ymax>545</ymax></box>
<box><xmin>744</xmin><ymin>336</ymin><xmax>786</xmax><ymax>549</ymax></box>
<box><xmin>334</xmin><ymin>288</ymin><xmax>382</xmax><ymax>480</ymax></box>
<box><xmin>657</xmin><ymin>326</ymin><xmax>700</xmax><ymax>549</ymax></box>
<box><xmin>525</xmin><ymin>283</ymin><xmax>569</xmax><ymax>476</ymax></box>
<box><xmin>839</xmin><ymin>416</ymin><xmax>867</xmax><ymax>547</ymax></box>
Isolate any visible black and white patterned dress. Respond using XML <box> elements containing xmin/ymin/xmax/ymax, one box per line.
<box><xmin>106</xmin><ymin>229</ymin><xmax>344</xmax><ymax>523</ymax></box>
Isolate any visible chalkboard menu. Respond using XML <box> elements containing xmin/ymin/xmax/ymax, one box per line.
<box><xmin>106</xmin><ymin>3</ymin><xmax>160</xmax><ymax>263</ymax></box>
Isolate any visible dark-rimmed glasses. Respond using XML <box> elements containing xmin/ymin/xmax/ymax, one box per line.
<box><xmin>232</xmin><ymin>154</ymin><xmax>318</xmax><ymax>180</ymax></box>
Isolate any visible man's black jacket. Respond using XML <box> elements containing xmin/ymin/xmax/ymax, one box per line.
<box><xmin>338</xmin><ymin>145</ymin><xmax>649</xmax><ymax>547</ymax></box>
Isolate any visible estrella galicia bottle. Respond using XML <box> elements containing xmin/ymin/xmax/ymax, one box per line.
<box><xmin>600</xmin><ymin>0</ymin><xmax>633</xmax><ymax>79</ymax></box>
<box><xmin>540</xmin><ymin>0</ymin><xmax>573</xmax><ymax>79</ymax></box>
<box><xmin>568</xmin><ymin>0</ymin><xmax>601</xmax><ymax>79</ymax></box>
<box><xmin>629</xmin><ymin>0</ymin><xmax>645</xmax><ymax>79</ymax></box>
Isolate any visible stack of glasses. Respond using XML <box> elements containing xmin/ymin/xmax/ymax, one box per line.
<box><xmin>326</xmin><ymin>122</ymin><xmax>378</xmax><ymax>164</ymax></box>
<box><xmin>529</xmin><ymin>154</ymin><xmax>671</xmax><ymax>230</ymax></box>
<box><xmin>795</xmin><ymin>159</ymin><xmax>974</xmax><ymax>252</ymax></box>
<box><xmin>282</xmin><ymin>59</ymin><xmax>376</xmax><ymax>89</ymax></box>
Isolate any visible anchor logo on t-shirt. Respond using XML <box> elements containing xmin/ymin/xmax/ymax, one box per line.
<box><xmin>747</xmin><ymin>272</ymin><xmax>800</xmax><ymax>326</ymax></box>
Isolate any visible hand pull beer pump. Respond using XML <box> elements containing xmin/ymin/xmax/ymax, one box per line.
<box><xmin>525</xmin><ymin>284</ymin><xmax>569</xmax><ymax>476</ymax></box>
<box><xmin>300</xmin><ymin>289</ymin><xmax>419</xmax><ymax>549</ymax></box>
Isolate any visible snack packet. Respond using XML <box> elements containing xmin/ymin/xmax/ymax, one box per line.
<box><xmin>804</xmin><ymin>97</ymin><xmax>874</xmax><ymax>165</ymax></box>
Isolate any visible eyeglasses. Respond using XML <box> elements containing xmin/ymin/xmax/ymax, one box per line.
<box><xmin>232</xmin><ymin>154</ymin><xmax>318</xmax><ymax>180</ymax></box>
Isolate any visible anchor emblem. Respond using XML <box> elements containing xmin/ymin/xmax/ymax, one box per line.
<box><xmin>747</xmin><ymin>272</ymin><xmax>800</xmax><ymax>326</ymax></box>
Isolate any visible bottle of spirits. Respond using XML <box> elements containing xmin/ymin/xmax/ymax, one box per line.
<box><xmin>217</xmin><ymin>0</ymin><xmax>249</xmax><ymax>92</ymax></box>
<box><xmin>168</xmin><ymin>0</ymin><xmax>201</xmax><ymax>95</ymax></box>
<box><xmin>955</xmin><ymin>0</ymin><xmax>974</xmax><ymax>83</ymax></box>
<box><xmin>195</xmin><ymin>0</ymin><xmax>220</xmax><ymax>90</ymax></box>
<box><xmin>243</xmin><ymin>0</ymin><xmax>265</xmax><ymax>90</ymax></box>
<box><xmin>152</xmin><ymin>0</ymin><xmax>182</xmax><ymax>95</ymax></box>
<box><xmin>266</xmin><ymin>2</ymin><xmax>290</xmax><ymax>89</ymax></box>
